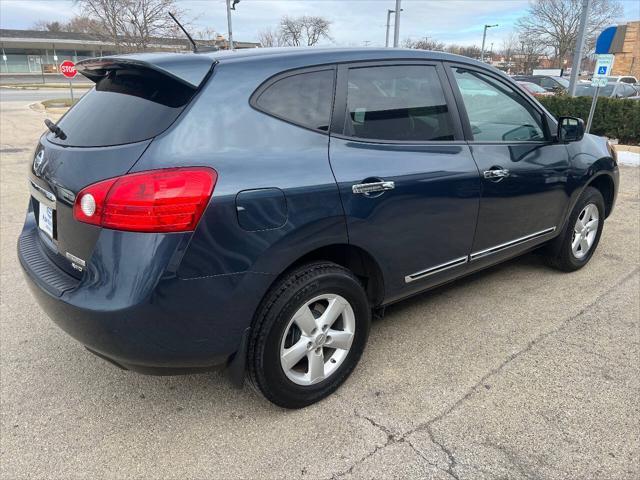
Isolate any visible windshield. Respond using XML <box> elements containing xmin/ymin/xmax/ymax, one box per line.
<box><xmin>519</xmin><ymin>82</ymin><xmax>546</xmax><ymax>93</ymax></box>
<box><xmin>551</xmin><ymin>76</ymin><xmax>570</xmax><ymax>88</ymax></box>
<box><xmin>574</xmin><ymin>84</ymin><xmax>616</xmax><ymax>97</ymax></box>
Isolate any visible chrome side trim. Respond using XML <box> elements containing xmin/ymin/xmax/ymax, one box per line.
<box><xmin>405</xmin><ymin>256</ymin><xmax>468</xmax><ymax>284</ymax></box>
<box><xmin>29</xmin><ymin>180</ymin><xmax>56</xmax><ymax>208</ymax></box>
<box><xmin>470</xmin><ymin>226</ymin><xmax>556</xmax><ymax>261</ymax></box>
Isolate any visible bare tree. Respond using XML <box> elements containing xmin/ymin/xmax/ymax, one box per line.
<box><xmin>279</xmin><ymin>16</ymin><xmax>331</xmax><ymax>47</ymax></box>
<box><xmin>402</xmin><ymin>36</ymin><xmax>445</xmax><ymax>51</ymax></box>
<box><xmin>75</xmin><ymin>0</ymin><xmax>186</xmax><ymax>52</ymax></box>
<box><xmin>67</xmin><ymin>16</ymin><xmax>106</xmax><ymax>34</ymax></box>
<box><xmin>76</xmin><ymin>0</ymin><xmax>124</xmax><ymax>50</ymax></box>
<box><xmin>500</xmin><ymin>32</ymin><xmax>519</xmax><ymax>61</ymax></box>
<box><xmin>192</xmin><ymin>27</ymin><xmax>218</xmax><ymax>41</ymax></box>
<box><xmin>498</xmin><ymin>32</ymin><xmax>520</xmax><ymax>73</ymax></box>
<box><xmin>517</xmin><ymin>34</ymin><xmax>547</xmax><ymax>74</ymax></box>
<box><xmin>516</xmin><ymin>0</ymin><xmax>623</xmax><ymax>67</ymax></box>
<box><xmin>122</xmin><ymin>0</ymin><xmax>180</xmax><ymax>50</ymax></box>
<box><xmin>258</xmin><ymin>27</ymin><xmax>286</xmax><ymax>47</ymax></box>
<box><xmin>445</xmin><ymin>44</ymin><xmax>482</xmax><ymax>59</ymax></box>
<box><xmin>32</xmin><ymin>20</ymin><xmax>65</xmax><ymax>32</ymax></box>
<box><xmin>32</xmin><ymin>16</ymin><xmax>105</xmax><ymax>35</ymax></box>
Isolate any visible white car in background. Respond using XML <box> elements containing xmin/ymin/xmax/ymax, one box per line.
<box><xmin>605</xmin><ymin>75</ymin><xmax>638</xmax><ymax>84</ymax></box>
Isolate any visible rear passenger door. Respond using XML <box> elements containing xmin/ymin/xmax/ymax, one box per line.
<box><xmin>328</xmin><ymin>61</ymin><xmax>481</xmax><ymax>302</ymax></box>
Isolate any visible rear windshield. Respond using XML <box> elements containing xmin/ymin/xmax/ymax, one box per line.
<box><xmin>49</xmin><ymin>68</ymin><xmax>196</xmax><ymax>147</ymax></box>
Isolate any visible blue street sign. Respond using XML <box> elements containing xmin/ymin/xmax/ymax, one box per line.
<box><xmin>597</xmin><ymin>66</ymin><xmax>607</xmax><ymax>75</ymax></box>
<box><xmin>595</xmin><ymin>26</ymin><xmax>617</xmax><ymax>54</ymax></box>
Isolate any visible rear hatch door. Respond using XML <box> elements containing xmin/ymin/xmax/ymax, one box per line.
<box><xmin>29</xmin><ymin>53</ymin><xmax>215</xmax><ymax>278</ymax></box>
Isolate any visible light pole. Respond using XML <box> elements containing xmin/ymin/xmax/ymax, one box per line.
<box><xmin>480</xmin><ymin>24</ymin><xmax>498</xmax><ymax>62</ymax></box>
<box><xmin>385</xmin><ymin>9</ymin><xmax>394</xmax><ymax>48</ymax></box>
<box><xmin>226</xmin><ymin>0</ymin><xmax>240</xmax><ymax>51</ymax></box>
<box><xmin>385</xmin><ymin>8</ymin><xmax>403</xmax><ymax>48</ymax></box>
<box><xmin>393</xmin><ymin>0</ymin><xmax>402</xmax><ymax>48</ymax></box>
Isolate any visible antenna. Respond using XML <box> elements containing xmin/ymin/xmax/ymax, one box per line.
<box><xmin>169</xmin><ymin>12</ymin><xmax>198</xmax><ymax>53</ymax></box>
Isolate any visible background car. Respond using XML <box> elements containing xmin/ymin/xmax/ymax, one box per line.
<box><xmin>574</xmin><ymin>82</ymin><xmax>638</xmax><ymax>98</ymax></box>
<box><xmin>517</xmin><ymin>80</ymin><xmax>554</xmax><ymax>97</ymax></box>
<box><xmin>512</xmin><ymin>75</ymin><xmax>570</xmax><ymax>93</ymax></box>
<box><xmin>598</xmin><ymin>75</ymin><xmax>638</xmax><ymax>85</ymax></box>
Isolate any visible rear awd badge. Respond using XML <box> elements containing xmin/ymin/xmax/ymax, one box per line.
<box><xmin>65</xmin><ymin>252</ymin><xmax>86</xmax><ymax>272</ymax></box>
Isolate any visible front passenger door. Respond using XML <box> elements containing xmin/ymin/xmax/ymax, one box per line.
<box><xmin>448</xmin><ymin>65</ymin><xmax>570</xmax><ymax>266</ymax></box>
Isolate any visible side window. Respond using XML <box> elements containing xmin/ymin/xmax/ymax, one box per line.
<box><xmin>539</xmin><ymin>77</ymin><xmax>556</xmax><ymax>89</ymax></box>
<box><xmin>452</xmin><ymin>68</ymin><xmax>546</xmax><ymax>142</ymax></box>
<box><xmin>621</xmin><ymin>84</ymin><xmax>635</xmax><ymax>97</ymax></box>
<box><xmin>344</xmin><ymin>65</ymin><xmax>455</xmax><ymax>141</ymax></box>
<box><xmin>255</xmin><ymin>69</ymin><xmax>334</xmax><ymax>131</ymax></box>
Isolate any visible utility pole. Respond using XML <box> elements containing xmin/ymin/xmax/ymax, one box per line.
<box><xmin>568</xmin><ymin>0</ymin><xmax>591</xmax><ymax>96</ymax></box>
<box><xmin>226</xmin><ymin>0</ymin><xmax>235</xmax><ymax>51</ymax></box>
<box><xmin>393</xmin><ymin>0</ymin><xmax>402</xmax><ymax>48</ymax></box>
<box><xmin>480</xmin><ymin>24</ymin><xmax>498</xmax><ymax>62</ymax></box>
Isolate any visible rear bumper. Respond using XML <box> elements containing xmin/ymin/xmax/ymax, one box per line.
<box><xmin>18</xmin><ymin>214</ymin><xmax>274</xmax><ymax>374</ymax></box>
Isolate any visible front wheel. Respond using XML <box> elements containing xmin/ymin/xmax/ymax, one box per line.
<box><xmin>545</xmin><ymin>186</ymin><xmax>605</xmax><ymax>272</ymax></box>
<box><xmin>248</xmin><ymin>262</ymin><xmax>371</xmax><ymax>408</ymax></box>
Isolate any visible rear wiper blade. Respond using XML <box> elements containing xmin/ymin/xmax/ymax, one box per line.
<box><xmin>44</xmin><ymin>119</ymin><xmax>67</xmax><ymax>140</ymax></box>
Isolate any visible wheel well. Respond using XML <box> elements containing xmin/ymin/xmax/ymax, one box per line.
<box><xmin>287</xmin><ymin>244</ymin><xmax>385</xmax><ymax>306</ymax></box>
<box><xmin>588</xmin><ymin>174</ymin><xmax>615</xmax><ymax>217</ymax></box>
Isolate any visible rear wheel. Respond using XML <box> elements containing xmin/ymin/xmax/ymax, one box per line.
<box><xmin>248</xmin><ymin>262</ymin><xmax>370</xmax><ymax>408</ymax></box>
<box><xmin>545</xmin><ymin>186</ymin><xmax>605</xmax><ymax>272</ymax></box>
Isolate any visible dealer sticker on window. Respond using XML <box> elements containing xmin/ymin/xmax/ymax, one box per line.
<box><xmin>38</xmin><ymin>202</ymin><xmax>54</xmax><ymax>239</ymax></box>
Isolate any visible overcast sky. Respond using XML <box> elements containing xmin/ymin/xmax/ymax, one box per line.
<box><xmin>1</xmin><ymin>0</ymin><xmax>638</xmax><ymax>47</ymax></box>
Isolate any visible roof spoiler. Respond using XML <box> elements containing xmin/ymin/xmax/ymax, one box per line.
<box><xmin>76</xmin><ymin>53</ymin><xmax>216</xmax><ymax>89</ymax></box>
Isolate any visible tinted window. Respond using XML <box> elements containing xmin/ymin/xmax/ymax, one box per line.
<box><xmin>539</xmin><ymin>77</ymin><xmax>557</xmax><ymax>89</ymax></box>
<box><xmin>551</xmin><ymin>76</ymin><xmax>570</xmax><ymax>88</ymax></box>
<box><xmin>256</xmin><ymin>69</ymin><xmax>334</xmax><ymax>131</ymax></box>
<box><xmin>344</xmin><ymin>65</ymin><xmax>455</xmax><ymax>141</ymax></box>
<box><xmin>619</xmin><ymin>84</ymin><xmax>636</xmax><ymax>97</ymax></box>
<box><xmin>575</xmin><ymin>84</ymin><xmax>616</xmax><ymax>97</ymax></box>
<box><xmin>52</xmin><ymin>69</ymin><xmax>195</xmax><ymax>147</ymax></box>
<box><xmin>453</xmin><ymin>68</ymin><xmax>546</xmax><ymax>142</ymax></box>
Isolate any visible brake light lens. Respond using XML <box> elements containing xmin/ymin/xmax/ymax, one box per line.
<box><xmin>73</xmin><ymin>167</ymin><xmax>217</xmax><ymax>232</ymax></box>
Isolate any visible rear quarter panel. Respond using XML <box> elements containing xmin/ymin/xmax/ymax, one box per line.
<box><xmin>134</xmin><ymin>58</ymin><xmax>347</xmax><ymax>279</ymax></box>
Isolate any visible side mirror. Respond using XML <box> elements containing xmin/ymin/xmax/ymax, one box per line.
<box><xmin>558</xmin><ymin>116</ymin><xmax>585</xmax><ymax>143</ymax></box>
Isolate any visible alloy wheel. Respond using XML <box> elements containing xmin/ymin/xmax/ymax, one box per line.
<box><xmin>572</xmin><ymin>203</ymin><xmax>599</xmax><ymax>259</ymax></box>
<box><xmin>280</xmin><ymin>294</ymin><xmax>355</xmax><ymax>386</ymax></box>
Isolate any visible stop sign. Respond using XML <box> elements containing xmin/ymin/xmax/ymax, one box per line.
<box><xmin>59</xmin><ymin>60</ymin><xmax>77</xmax><ymax>79</ymax></box>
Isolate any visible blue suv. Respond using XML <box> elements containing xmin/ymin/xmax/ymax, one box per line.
<box><xmin>19</xmin><ymin>48</ymin><xmax>619</xmax><ymax>408</ymax></box>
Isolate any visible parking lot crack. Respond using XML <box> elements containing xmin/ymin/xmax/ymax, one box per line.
<box><xmin>323</xmin><ymin>411</ymin><xmax>396</xmax><ymax>479</ymax></box>
<box><xmin>401</xmin><ymin>266</ymin><xmax>639</xmax><ymax>474</ymax></box>
<box><xmin>424</xmin><ymin>425</ymin><xmax>461</xmax><ymax>480</ymax></box>
<box><xmin>327</xmin><ymin>410</ymin><xmax>462</xmax><ymax>479</ymax></box>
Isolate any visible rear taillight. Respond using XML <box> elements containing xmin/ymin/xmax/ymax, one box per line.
<box><xmin>73</xmin><ymin>167</ymin><xmax>217</xmax><ymax>232</ymax></box>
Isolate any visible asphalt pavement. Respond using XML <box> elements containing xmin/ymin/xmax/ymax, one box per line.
<box><xmin>1</xmin><ymin>98</ymin><xmax>638</xmax><ymax>479</ymax></box>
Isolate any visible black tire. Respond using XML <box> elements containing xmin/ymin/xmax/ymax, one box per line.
<box><xmin>545</xmin><ymin>186</ymin><xmax>605</xmax><ymax>272</ymax></box>
<box><xmin>247</xmin><ymin>262</ymin><xmax>370</xmax><ymax>409</ymax></box>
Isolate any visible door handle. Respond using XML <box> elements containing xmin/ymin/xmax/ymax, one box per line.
<box><xmin>483</xmin><ymin>168</ymin><xmax>510</xmax><ymax>180</ymax></box>
<box><xmin>352</xmin><ymin>181</ymin><xmax>395</xmax><ymax>195</ymax></box>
